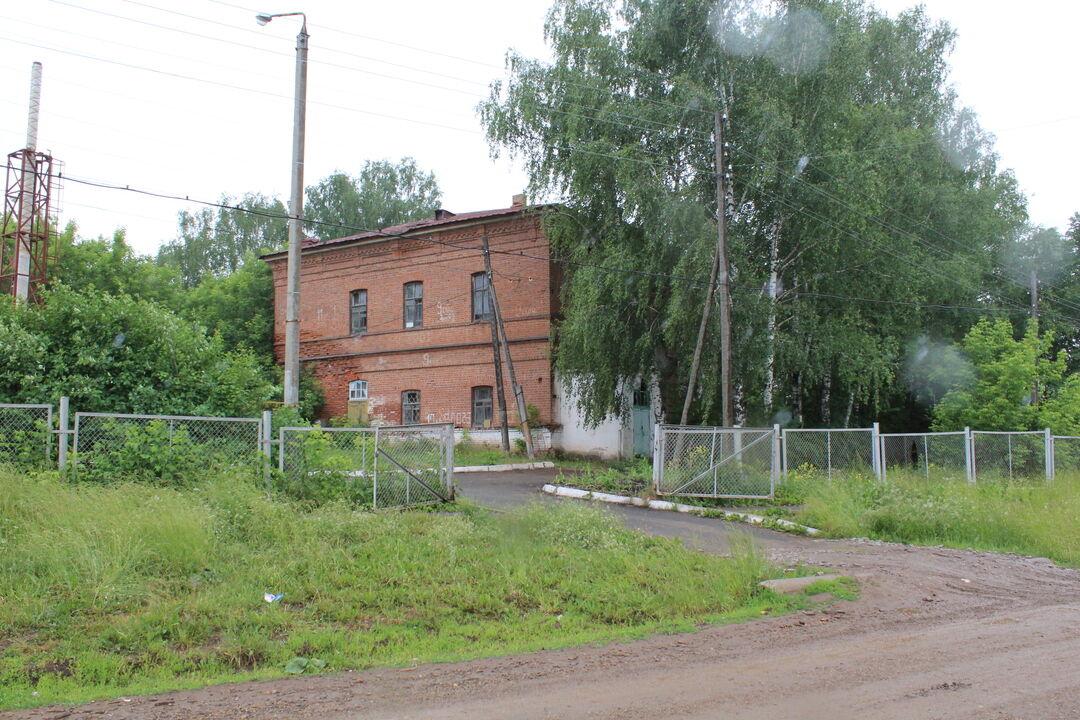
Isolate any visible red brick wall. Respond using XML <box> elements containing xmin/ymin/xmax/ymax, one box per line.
<box><xmin>268</xmin><ymin>211</ymin><xmax>556</xmax><ymax>426</ymax></box>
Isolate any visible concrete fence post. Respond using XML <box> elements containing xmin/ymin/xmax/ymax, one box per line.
<box><xmin>871</xmin><ymin>422</ymin><xmax>882</xmax><ymax>480</ymax></box>
<box><xmin>964</xmin><ymin>427</ymin><xmax>975</xmax><ymax>485</ymax></box>
<box><xmin>651</xmin><ymin>424</ymin><xmax>662</xmax><ymax>494</ymax></box>
<box><xmin>1045</xmin><ymin>428</ymin><xmax>1054</xmax><ymax>483</ymax></box>
<box><xmin>57</xmin><ymin>396</ymin><xmax>70</xmax><ymax>470</ymax></box>
<box><xmin>771</xmin><ymin>423</ymin><xmax>782</xmax><ymax>492</ymax></box>
<box><xmin>445</xmin><ymin>424</ymin><xmax>455</xmax><ymax>500</ymax></box>
<box><xmin>262</xmin><ymin>410</ymin><xmax>273</xmax><ymax>491</ymax></box>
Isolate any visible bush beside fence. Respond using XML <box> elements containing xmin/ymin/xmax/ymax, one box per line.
<box><xmin>0</xmin><ymin>399</ymin><xmax>455</xmax><ymax>511</ymax></box>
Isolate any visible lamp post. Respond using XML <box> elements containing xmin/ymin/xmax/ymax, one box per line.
<box><xmin>257</xmin><ymin>11</ymin><xmax>308</xmax><ymax>408</ymax></box>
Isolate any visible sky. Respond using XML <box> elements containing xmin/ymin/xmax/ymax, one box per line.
<box><xmin>1</xmin><ymin>0</ymin><xmax>1077</xmax><ymax>256</ymax></box>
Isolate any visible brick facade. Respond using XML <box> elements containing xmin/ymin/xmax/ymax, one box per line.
<box><xmin>265</xmin><ymin>200</ymin><xmax>558</xmax><ymax>428</ymax></box>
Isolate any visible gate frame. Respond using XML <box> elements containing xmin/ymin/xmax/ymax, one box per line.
<box><xmin>278</xmin><ymin>423</ymin><xmax>454</xmax><ymax>507</ymax></box>
<box><xmin>653</xmin><ymin>424</ymin><xmax>778</xmax><ymax>499</ymax></box>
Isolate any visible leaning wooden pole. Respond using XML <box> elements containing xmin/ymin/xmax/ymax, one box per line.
<box><xmin>482</xmin><ymin>233</ymin><xmax>535</xmax><ymax>458</ymax></box>
<box><xmin>482</xmin><ymin>230</ymin><xmax>511</xmax><ymax>452</ymax></box>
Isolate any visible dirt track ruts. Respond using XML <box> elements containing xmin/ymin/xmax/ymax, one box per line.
<box><xmin>5</xmin><ymin>471</ymin><xmax>1079</xmax><ymax>719</ymax></box>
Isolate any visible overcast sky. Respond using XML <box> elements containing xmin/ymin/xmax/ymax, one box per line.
<box><xmin>1</xmin><ymin>0</ymin><xmax>1077</xmax><ymax>256</ymax></box>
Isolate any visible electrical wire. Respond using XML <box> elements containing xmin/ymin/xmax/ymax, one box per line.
<box><xmin>27</xmin><ymin>165</ymin><xmax>1065</xmax><ymax>322</ymax></box>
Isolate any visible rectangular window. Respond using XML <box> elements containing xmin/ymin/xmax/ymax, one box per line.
<box><xmin>404</xmin><ymin>282</ymin><xmax>423</xmax><ymax>328</ymax></box>
<box><xmin>472</xmin><ymin>386</ymin><xmax>493</xmax><ymax>428</ymax></box>
<box><xmin>350</xmin><ymin>289</ymin><xmax>367</xmax><ymax>334</ymax></box>
<box><xmin>402</xmin><ymin>390</ymin><xmax>421</xmax><ymax>425</ymax></box>
<box><xmin>349</xmin><ymin>379</ymin><xmax>368</xmax><ymax>401</ymax></box>
<box><xmin>472</xmin><ymin>272</ymin><xmax>493</xmax><ymax>321</ymax></box>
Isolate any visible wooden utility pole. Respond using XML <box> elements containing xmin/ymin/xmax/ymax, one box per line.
<box><xmin>680</xmin><ymin>110</ymin><xmax>733</xmax><ymax>427</ymax></box>
<box><xmin>481</xmin><ymin>231</ymin><xmax>510</xmax><ymax>452</ymax></box>
<box><xmin>482</xmin><ymin>235</ymin><xmax>535</xmax><ymax>458</ymax></box>
<box><xmin>1031</xmin><ymin>268</ymin><xmax>1039</xmax><ymax>406</ymax></box>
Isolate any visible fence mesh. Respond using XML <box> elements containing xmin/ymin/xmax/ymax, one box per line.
<box><xmin>655</xmin><ymin>426</ymin><xmax>775</xmax><ymax>498</ymax></box>
<box><xmin>279</xmin><ymin>424</ymin><xmax>453</xmax><ymax>509</ymax></box>
<box><xmin>1053</xmin><ymin>436</ymin><xmax>1080</xmax><ymax>475</ymax></box>
<box><xmin>783</xmin><ymin>429</ymin><xmax>874</xmax><ymax>478</ymax></box>
<box><xmin>0</xmin><ymin>404</ymin><xmax>52</xmax><ymax>469</ymax></box>
<box><xmin>880</xmin><ymin>432</ymin><xmax>967</xmax><ymax>480</ymax></box>
<box><xmin>970</xmin><ymin>431</ymin><xmax>1047</xmax><ymax>483</ymax></box>
<box><xmin>72</xmin><ymin>413</ymin><xmax>263</xmax><ymax>483</ymax></box>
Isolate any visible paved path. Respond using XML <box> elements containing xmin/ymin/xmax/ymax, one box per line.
<box><xmin>455</xmin><ymin>467</ymin><xmax>809</xmax><ymax>553</ymax></box>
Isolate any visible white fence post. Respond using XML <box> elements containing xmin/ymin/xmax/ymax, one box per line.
<box><xmin>871</xmin><ymin>422</ymin><xmax>882</xmax><ymax>480</ymax></box>
<box><xmin>262</xmin><ymin>410</ymin><xmax>273</xmax><ymax>491</ymax></box>
<box><xmin>964</xmin><ymin>427</ymin><xmax>975</xmax><ymax>484</ymax></box>
<box><xmin>652</xmin><ymin>423</ymin><xmax>662</xmax><ymax>495</ymax></box>
<box><xmin>771</xmin><ymin>423</ymin><xmax>781</xmax><ymax>491</ymax></box>
<box><xmin>57</xmin><ymin>396</ymin><xmax>70</xmax><ymax>470</ymax></box>
<box><xmin>444</xmin><ymin>424</ymin><xmax>455</xmax><ymax>500</ymax></box>
<box><xmin>1045</xmin><ymin>428</ymin><xmax>1054</xmax><ymax>483</ymax></box>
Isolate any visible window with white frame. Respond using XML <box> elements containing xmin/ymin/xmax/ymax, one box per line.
<box><xmin>348</xmin><ymin>379</ymin><xmax>368</xmax><ymax>401</ymax></box>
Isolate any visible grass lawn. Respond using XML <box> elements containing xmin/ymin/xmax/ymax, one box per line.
<box><xmin>0</xmin><ymin>469</ymin><xmax>800</xmax><ymax>710</ymax></box>
<box><xmin>796</xmin><ymin>471</ymin><xmax>1080</xmax><ymax>567</ymax></box>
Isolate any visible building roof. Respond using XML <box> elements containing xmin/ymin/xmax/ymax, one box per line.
<box><xmin>261</xmin><ymin>200</ymin><xmax>539</xmax><ymax>261</ymax></box>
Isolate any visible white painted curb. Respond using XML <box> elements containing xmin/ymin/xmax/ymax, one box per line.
<box><xmin>455</xmin><ymin>461</ymin><xmax>555</xmax><ymax>473</ymax></box>
<box><xmin>541</xmin><ymin>484</ymin><xmax>820</xmax><ymax>536</ymax></box>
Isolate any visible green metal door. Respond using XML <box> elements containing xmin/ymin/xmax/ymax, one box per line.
<box><xmin>632</xmin><ymin>404</ymin><xmax>651</xmax><ymax>456</ymax></box>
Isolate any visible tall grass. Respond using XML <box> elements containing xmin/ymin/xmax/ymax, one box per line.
<box><xmin>0</xmin><ymin>469</ymin><xmax>783</xmax><ymax>709</ymax></box>
<box><xmin>798</xmin><ymin>470</ymin><xmax>1080</xmax><ymax>566</ymax></box>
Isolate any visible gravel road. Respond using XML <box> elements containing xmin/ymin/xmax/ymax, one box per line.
<box><xmin>5</xmin><ymin>469</ymin><xmax>1079</xmax><ymax>720</ymax></box>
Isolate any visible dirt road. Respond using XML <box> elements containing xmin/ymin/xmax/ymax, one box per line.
<box><xmin>6</xmin><ymin>471</ymin><xmax>1080</xmax><ymax>719</ymax></box>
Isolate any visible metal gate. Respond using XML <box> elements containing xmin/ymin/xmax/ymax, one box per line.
<box><xmin>654</xmin><ymin>425</ymin><xmax>778</xmax><ymax>498</ymax></box>
<box><xmin>279</xmin><ymin>423</ymin><xmax>454</xmax><ymax>509</ymax></box>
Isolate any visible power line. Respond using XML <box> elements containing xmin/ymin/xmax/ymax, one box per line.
<box><xmin>36</xmin><ymin>167</ymin><xmax>1064</xmax><ymax>323</ymax></box>
<box><xmin>40</xmin><ymin>0</ymin><xmax>715</xmax><ymax>141</ymax></box>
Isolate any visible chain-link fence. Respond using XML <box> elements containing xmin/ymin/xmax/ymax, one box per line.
<box><xmin>71</xmin><ymin>412</ymin><xmax>263</xmax><ymax>483</ymax></box>
<box><xmin>782</xmin><ymin>428</ymin><xmax>876</xmax><ymax>479</ymax></box>
<box><xmin>0</xmin><ymin>404</ymin><xmax>52</xmax><ymax>469</ymax></box>
<box><xmin>880</xmin><ymin>431</ymin><xmax>968</xmax><ymax>480</ymax></box>
<box><xmin>1052</xmin><ymin>436</ymin><xmax>1080</xmax><ymax>475</ymax></box>
<box><xmin>970</xmin><ymin>430</ymin><xmax>1049</xmax><ymax>484</ymax></box>
<box><xmin>279</xmin><ymin>424</ymin><xmax>454</xmax><ymax>509</ymax></box>
<box><xmin>654</xmin><ymin>425</ymin><xmax>777</xmax><ymax>498</ymax></box>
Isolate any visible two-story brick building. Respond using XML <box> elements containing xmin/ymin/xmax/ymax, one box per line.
<box><xmin>263</xmin><ymin>195</ymin><xmax>656</xmax><ymax>458</ymax></box>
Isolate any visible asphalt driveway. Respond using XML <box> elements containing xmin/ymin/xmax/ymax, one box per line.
<box><xmin>453</xmin><ymin>467</ymin><xmax>811</xmax><ymax>553</ymax></box>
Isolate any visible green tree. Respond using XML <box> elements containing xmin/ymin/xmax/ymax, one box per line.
<box><xmin>480</xmin><ymin>0</ymin><xmax>1026</xmax><ymax>427</ymax></box>
<box><xmin>183</xmin><ymin>256</ymin><xmax>274</xmax><ymax>355</ymax></box>
<box><xmin>931</xmin><ymin>318</ymin><xmax>1066</xmax><ymax>432</ymax></box>
<box><xmin>0</xmin><ymin>286</ymin><xmax>274</xmax><ymax>417</ymax></box>
<box><xmin>50</xmin><ymin>223</ymin><xmax>182</xmax><ymax>308</ymax></box>
<box><xmin>156</xmin><ymin>193</ymin><xmax>288</xmax><ymax>286</ymax></box>
<box><xmin>304</xmin><ymin>157</ymin><xmax>442</xmax><ymax>241</ymax></box>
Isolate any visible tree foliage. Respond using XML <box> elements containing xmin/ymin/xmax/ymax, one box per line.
<box><xmin>304</xmin><ymin>157</ymin><xmax>442</xmax><ymax>241</ymax></box>
<box><xmin>0</xmin><ymin>286</ymin><xmax>274</xmax><ymax>417</ymax></box>
<box><xmin>156</xmin><ymin>193</ymin><xmax>288</xmax><ymax>287</ymax></box>
<box><xmin>481</xmin><ymin>0</ymin><xmax>1029</xmax><ymax>429</ymax></box>
<box><xmin>931</xmin><ymin>318</ymin><xmax>1080</xmax><ymax>434</ymax></box>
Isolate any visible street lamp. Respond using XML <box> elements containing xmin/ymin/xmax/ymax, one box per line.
<box><xmin>257</xmin><ymin>11</ymin><xmax>308</xmax><ymax>408</ymax></box>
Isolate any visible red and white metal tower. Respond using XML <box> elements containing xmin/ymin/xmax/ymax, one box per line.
<box><xmin>1</xmin><ymin>62</ymin><xmax>60</xmax><ymax>304</ymax></box>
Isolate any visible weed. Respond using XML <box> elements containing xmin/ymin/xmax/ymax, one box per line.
<box><xmin>798</xmin><ymin>471</ymin><xmax>1080</xmax><ymax>566</ymax></box>
<box><xmin>0</xmin><ymin>469</ymin><xmax>794</xmax><ymax>710</ymax></box>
